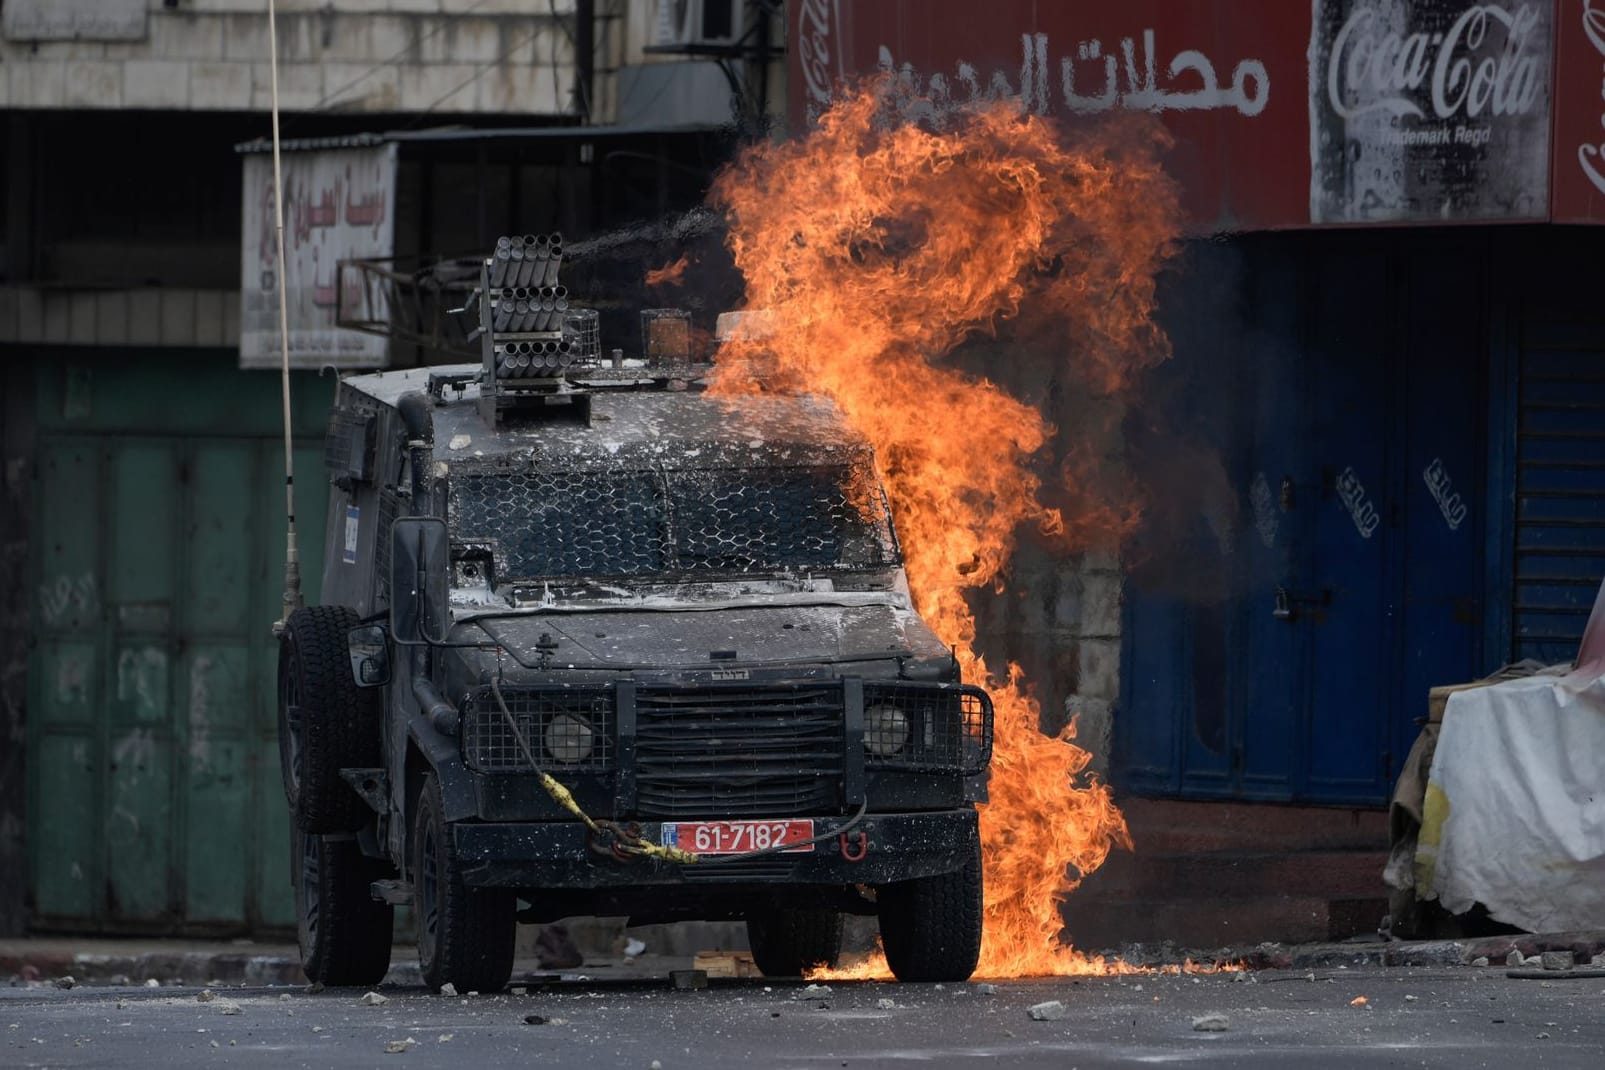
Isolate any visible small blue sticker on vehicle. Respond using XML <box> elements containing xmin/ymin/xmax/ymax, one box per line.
<box><xmin>343</xmin><ymin>505</ymin><xmax>360</xmax><ymax>564</ymax></box>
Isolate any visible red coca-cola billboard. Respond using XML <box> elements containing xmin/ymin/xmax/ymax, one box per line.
<box><xmin>788</xmin><ymin>0</ymin><xmax>1602</xmax><ymax>229</ymax></box>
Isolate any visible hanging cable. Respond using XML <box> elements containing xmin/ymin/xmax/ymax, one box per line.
<box><xmin>268</xmin><ymin>0</ymin><xmax>303</xmax><ymax>630</ymax></box>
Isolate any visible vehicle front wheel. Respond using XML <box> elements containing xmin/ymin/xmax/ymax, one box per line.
<box><xmin>277</xmin><ymin>605</ymin><xmax>380</xmax><ymax>833</ymax></box>
<box><xmin>414</xmin><ymin>774</ymin><xmax>516</xmax><ymax>993</ymax></box>
<box><xmin>745</xmin><ymin>906</ymin><xmax>843</xmax><ymax>977</ymax></box>
<box><xmin>296</xmin><ymin>831</ymin><xmax>394</xmax><ymax>987</ymax></box>
<box><xmin>877</xmin><ymin>835</ymin><xmax>983</xmax><ymax>983</ymax></box>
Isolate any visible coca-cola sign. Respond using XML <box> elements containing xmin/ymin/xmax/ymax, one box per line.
<box><xmin>796</xmin><ymin>0</ymin><xmax>846</xmax><ymax>125</ymax></box>
<box><xmin>1310</xmin><ymin>0</ymin><xmax>1553</xmax><ymax>222</ymax></box>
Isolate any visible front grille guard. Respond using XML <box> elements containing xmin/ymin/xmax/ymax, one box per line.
<box><xmin>459</xmin><ymin>680</ymin><xmax>994</xmax><ymax>781</ymax></box>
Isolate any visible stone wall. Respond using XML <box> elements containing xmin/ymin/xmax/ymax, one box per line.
<box><xmin>0</xmin><ymin>0</ymin><xmax>608</xmax><ymax>116</ymax></box>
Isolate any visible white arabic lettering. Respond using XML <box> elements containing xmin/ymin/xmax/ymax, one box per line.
<box><xmin>878</xmin><ymin>28</ymin><xmax>1269</xmax><ymax>122</ymax></box>
<box><xmin>1423</xmin><ymin>458</ymin><xmax>1468</xmax><ymax>531</ymax></box>
<box><xmin>1578</xmin><ymin>0</ymin><xmax>1605</xmax><ymax>196</ymax></box>
<box><xmin>1327</xmin><ymin>3</ymin><xmax>1544</xmax><ymax>121</ymax></box>
<box><xmin>1337</xmin><ymin>466</ymin><xmax>1381</xmax><ymax>539</ymax></box>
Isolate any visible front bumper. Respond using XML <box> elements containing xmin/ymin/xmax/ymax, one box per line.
<box><xmin>453</xmin><ymin>808</ymin><xmax>978</xmax><ymax>889</ymax></box>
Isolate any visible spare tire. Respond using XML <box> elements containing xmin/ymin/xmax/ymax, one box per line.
<box><xmin>277</xmin><ymin>605</ymin><xmax>381</xmax><ymax>833</ymax></box>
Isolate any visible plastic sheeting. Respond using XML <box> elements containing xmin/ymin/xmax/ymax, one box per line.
<box><xmin>1418</xmin><ymin>669</ymin><xmax>1605</xmax><ymax>932</ymax></box>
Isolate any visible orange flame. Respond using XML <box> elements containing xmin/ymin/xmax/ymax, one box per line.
<box><xmin>709</xmin><ymin>83</ymin><xmax>1180</xmax><ymax>978</ymax></box>
<box><xmin>645</xmin><ymin>254</ymin><xmax>691</xmax><ymax>288</ymax></box>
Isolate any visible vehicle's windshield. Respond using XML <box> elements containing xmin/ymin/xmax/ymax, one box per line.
<box><xmin>448</xmin><ymin>461</ymin><xmax>899</xmax><ymax>582</ymax></box>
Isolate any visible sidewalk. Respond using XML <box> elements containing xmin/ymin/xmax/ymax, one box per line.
<box><xmin>4</xmin><ymin>929</ymin><xmax>1603</xmax><ymax>989</ymax></box>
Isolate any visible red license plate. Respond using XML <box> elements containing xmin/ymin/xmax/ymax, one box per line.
<box><xmin>660</xmin><ymin>819</ymin><xmax>815</xmax><ymax>855</ymax></box>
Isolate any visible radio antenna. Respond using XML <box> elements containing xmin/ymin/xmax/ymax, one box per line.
<box><xmin>268</xmin><ymin>0</ymin><xmax>303</xmax><ymax>629</ymax></box>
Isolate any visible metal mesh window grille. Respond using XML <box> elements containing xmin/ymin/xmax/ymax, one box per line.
<box><xmin>375</xmin><ymin>489</ymin><xmax>399</xmax><ymax>604</ymax></box>
<box><xmin>461</xmin><ymin>687</ymin><xmax>615</xmax><ymax>773</ymax></box>
<box><xmin>863</xmin><ymin>684</ymin><xmax>992</xmax><ymax>775</ymax></box>
<box><xmin>634</xmin><ymin>685</ymin><xmax>845</xmax><ymax>818</ymax></box>
<box><xmin>448</xmin><ymin>463</ymin><xmax>895</xmax><ymax>580</ymax></box>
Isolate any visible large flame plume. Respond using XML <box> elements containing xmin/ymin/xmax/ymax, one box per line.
<box><xmin>708</xmin><ymin>84</ymin><xmax>1180</xmax><ymax>977</ymax></box>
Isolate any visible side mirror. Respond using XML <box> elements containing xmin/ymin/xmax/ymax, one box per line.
<box><xmin>347</xmin><ymin>624</ymin><xmax>390</xmax><ymax>687</ymax></box>
<box><xmin>391</xmin><ymin>516</ymin><xmax>450</xmax><ymax>645</ymax></box>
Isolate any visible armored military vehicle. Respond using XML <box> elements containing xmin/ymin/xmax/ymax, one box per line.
<box><xmin>276</xmin><ymin>236</ymin><xmax>994</xmax><ymax>990</ymax></box>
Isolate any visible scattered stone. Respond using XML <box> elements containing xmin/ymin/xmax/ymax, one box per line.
<box><xmin>1192</xmin><ymin>1013</ymin><xmax>1230</xmax><ymax>1033</ymax></box>
<box><xmin>1537</xmin><ymin>1032</ymin><xmax>1551</xmax><ymax>1039</ymax></box>
<box><xmin>108</xmin><ymin>974</ymin><xmax>130</xmax><ymax>986</ymax></box>
<box><xmin>145</xmin><ymin>979</ymin><xmax>160</xmax><ymax>988</ymax></box>
<box><xmin>795</xmin><ymin>983</ymin><xmax>832</xmax><ymax>1000</ymax></box>
<box><xmin>384</xmin><ymin>1038</ymin><xmax>416</xmax><ymax>1054</ymax></box>
<box><xmin>312</xmin><ymin>1026</ymin><xmax>324</xmax><ymax>1033</ymax></box>
<box><xmin>279</xmin><ymin>993</ymin><xmax>290</xmax><ymax>1001</ymax></box>
<box><xmin>1027</xmin><ymin>1000</ymin><xmax>1067</xmax><ymax>1021</ymax></box>
<box><xmin>1505</xmin><ymin>951</ymin><xmax>1525</xmax><ymax>968</ymax></box>
<box><xmin>1404</xmin><ymin>995</ymin><xmax>1418</xmax><ymax>1002</ymax></box>
<box><xmin>523</xmin><ymin>1014</ymin><xmax>548</xmax><ymax>1025</ymax></box>
<box><xmin>975</xmin><ymin>983</ymin><xmax>997</xmax><ymax>996</ymax></box>
<box><xmin>1305</xmin><ymin>972</ymin><xmax>1317</xmax><ymax>982</ymax></box>
<box><xmin>876</xmin><ymin>998</ymin><xmax>896</xmax><ymax>1010</ymax></box>
<box><xmin>510</xmin><ymin>987</ymin><xmax>527</xmax><ymax>996</ymax></box>
<box><xmin>437</xmin><ymin>1034</ymin><xmax>453</xmax><ymax>1042</ymax></box>
<box><xmin>209</xmin><ymin>1041</ymin><xmax>219</xmax><ymax>1049</ymax></box>
<box><xmin>217</xmin><ymin>1001</ymin><xmax>241</xmax><ymax>1015</ymax></box>
<box><xmin>1541</xmin><ymin>951</ymin><xmax>1575</xmax><ymax>972</ymax></box>
<box><xmin>196</xmin><ymin>990</ymin><xmax>216</xmax><ymax>1003</ymax></box>
<box><xmin>1231</xmin><ymin>971</ymin><xmax>1249</xmax><ymax>983</ymax></box>
<box><xmin>115</xmin><ymin>1000</ymin><xmax>128</xmax><ymax>1010</ymax></box>
<box><xmin>624</xmin><ymin>938</ymin><xmax>647</xmax><ymax>959</ymax></box>
<box><xmin>439</xmin><ymin>983</ymin><xmax>457</xmax><ymax>997</ymax></box>
<box><xmin>1471</xmin><ymin>957</ymin><xmax>1490</xmax><ymax>967</ymax></box>
<box><xmin>53</xmin><ymin>976</ymin><xmax>75</xmax><ymax>990</ymax></box>
<box><xmin>1592</xmin><ymin>952</ymin><xmax>1605</xmax><ymax>968</ymax></box>
<box><xmin>361</xmin><ymin>991</ymin><xmax>389</xmax><ymax>1006</ymax></box>
<box><xmin>651</xmin><ymin>1061</ymin><xmax>663</xmax><ymax>1070</ymax></box>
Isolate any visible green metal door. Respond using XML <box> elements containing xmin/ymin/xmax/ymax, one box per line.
<box><xmin>28</xmin><ymin>355</ymin><xmax>330</xmax><ymax>934</ymax></box>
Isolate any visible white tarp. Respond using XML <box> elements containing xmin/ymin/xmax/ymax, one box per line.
<box><xmin>239</xmin><ymin>143</ymin><xmax>397</xmax><ymax>369</ymax></box>
<box><xmin>1417</xmin><ymin>668</ymin><xmax>1605</xmax><ymax>932</ymax></box>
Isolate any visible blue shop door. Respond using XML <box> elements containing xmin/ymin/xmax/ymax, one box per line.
<box><xmin>1120</xmin><ymin>234</ymin><xmax>1484</xmax><ymax>805</ymax></box>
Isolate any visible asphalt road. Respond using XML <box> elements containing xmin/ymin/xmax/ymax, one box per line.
<box><xmin>3</xmin><ymin>966</ymin><xmax>1602</xmax><ymax>1069</ymax></box>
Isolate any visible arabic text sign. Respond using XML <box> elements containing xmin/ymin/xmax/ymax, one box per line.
<box><xmin>239</xmin><ymin>144</ymin><xmax>397</xmax><ymax>370</ymax></box>
<box><xmin>790</xmin><ymin>0</ymin><xmax>1313</xmax><ymax>230</ymax></box>
<box><xmin>1310</xmin><ymin>0</ymin><xmax>1553</xmax><ymax>223</ymax></box>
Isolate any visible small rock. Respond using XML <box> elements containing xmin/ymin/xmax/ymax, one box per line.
<box><xmin>312</xmin><ymin>1026</ymin><xmax>324</xmax><ymax>1033</ymax></box>
<box><xmin>523</xmin><ymin>1014</ymin><xmax>548</xmax><ymax>1025</ymax></box>
<box><xmin>651</xmin><ymin>1062</ymin><xmax>662</xmax><ymax>1070</ymax></box>
<box><xmin>1027</xmin><ymin>1000</ymin><xmax>1067</xmax><ymax>1021</ymax></box>
<box><xmin>1305</xmin><ymin>972</ymin><xmax>1317</xmax><ymax>982</ymax></box>
<box><xmin>437</xmin><ymin>1034</ymin><xmax>453</xmax><ymax>1042</ymax></box>
<box><xmin>209</xmin><ymin>1041</ymin><xmax>219</xmax><ymax>1049</ymax></box>
<box><xmin>1592</xmin><ymin>952</ymin><xmax>1605</xmax><ymax>967</ymax></box>
<box><xmin>196</xmin><ymin>990</ymin><xmax>216</xmax><ymax>1003</ymax></box>
<box><xmin>145</xmin><ymin>979</ymin><xmax>160</xmax><ymax>988</ymax></box>
<box><xmin>1471</xmin><ymin>957</ymin><xmax>1490</xmax><ymax>967</ymax></box>
<box><xmin>1404</xmin><ymin>994</ymin><xmax>1418</xmax><ymax>1002</ymax></box>
<box><xmin>1192</xmin><ymin>1013</ymin><xmax>1230</xmax><ymax>1033</ymax></box>
<box><xmin>1540</xmin><ymin>951</ymin><xmax>1574</xmax><ymax>971</ymax></box>
<box><xmin>795</xmin><ymin>983</ymin><xmax>831</xmax><ymax>1000</ymax></box>
<box><xmin>1505</xmin><ymin>950</ymin><xmax>1525</xmax><ymax>967</ymax></box>
<box><xmin>384</xmin><ymin>1038</ymin><xmax>416</xmax><ymax>1054</ymax></box>
<box><xmin>1231</xmin><ymin>971</ymin><xmax>1248</xmax><ymax>982</ymax></box>
<box><xmin>53</xmin><ymin>976</ymin><xmax>75</xmax><ymax>990</ymax></box>
<box><xmin>876</xmin><ymin>998</ymin><xmax>895</xmax><ymax>1010</ymax></box>
<box><xmin>279</xmin><ymin>993</ymin><xmax>291</xmax><ymax>1002</ymax></box>
<box><xmin>108</xmin><ymin>974</ymin><xmax>130</xmax><ymax>986</ymax></box>
<box><xmin>115</xmin><ymin>1000</ymin><xmax>128</xmax><ymax>1010</ymax></box>
<box><xmin>1536</xmin><ymin>1031</ymin><xmax>1551</xmax><ymax>1039</ymax></box>
<box><xmin>975</xmin><ymin>983</ymin><xmax>997</xmax><ymax>996</ymax></box>
<box><xmin>217</xmin><ymin>1001</ymin><xmax>241</xmax><ymax>1015</ymax></box>
<box><xmin>510</xmin><ymin>987</ymin><xmax>527</xmax><ymax>996</ymax></box>
<box><xmin>624</xmin><ymin>938</ymin><xmax>647</xmax><ymax>959</ymax></box>
<box><xmin>439</xmin><ymin>983</ymin><xmax>457</xmax><ymax>997</ymax></box>
<box><xmin>361</xmin><ymin>991</ymin><xmax>388</xmax><ymax>1006</ymax></box>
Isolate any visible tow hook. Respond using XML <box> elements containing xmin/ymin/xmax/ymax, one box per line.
<box><xmin>839</xmin><ymin>829</ymin><xmax>869</xmax><ymax>862</ymax></box>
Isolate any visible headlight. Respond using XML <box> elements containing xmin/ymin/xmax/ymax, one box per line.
<box><xmin>864</xmin><ymin>703</ymin><xmax>909</xmax><ymax>757</ymax></box>
<box><xmin>544</xmin><ymin>713</ymin><xmax>595</xmax><ymax>763</ymax></box>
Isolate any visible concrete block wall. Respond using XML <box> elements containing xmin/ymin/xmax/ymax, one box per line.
<box><xmin>0</xmin><ymin>1</ymin><xmax>597</xmax><ymax>117</ymax></box>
